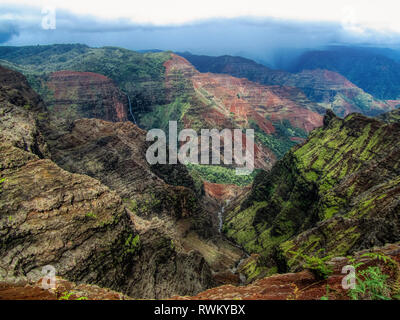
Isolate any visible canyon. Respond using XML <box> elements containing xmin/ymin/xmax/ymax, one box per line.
<box><xmin>181</xmin><ymin>52</ymin><xmax>398</xmax><ymax>117</ymax></box>
<box><xmin>0</xmin><ymin>45</ymin><xmax>399</xmax><ymax>300</ymax></box>
<box><xmin>0</xmin><ymin>65</ymin><xmax>243</xmax><ymax>299</ymax></box>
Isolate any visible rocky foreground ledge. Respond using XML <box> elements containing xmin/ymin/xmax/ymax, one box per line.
<box><xmin>171</xmin><ymin>243</ymin><xmax>400</xmax><ymax>300</ymax></box>
<box><xmin>1</xmin><ymin>243</ymin><xmax>399</xmax><ymax>300</ymax></box>
<box><xmin>0</xmin><ymin>277</ymin><xmax>131</xmax><ymax>300</ymax></box>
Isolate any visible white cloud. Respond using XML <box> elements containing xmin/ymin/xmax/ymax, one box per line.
<box><xmin>1</xmin><ymin>0</ymin><xmax>400</xmax><ymax>33</ymax></box>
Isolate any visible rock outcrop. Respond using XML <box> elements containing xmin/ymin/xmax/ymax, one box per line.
<box><xmin>0</xmin><ymin>143</ymin><xmax>137</xmax><ymax>289</ymax></box>
<box><xmin>45</xmin><ymin>71</ymin><xmax>128</xmax><ymax>122</ymax></box>
<box><xmin>224</xmin><ymin>110</ymin><xmax>400</xmax><ymax>277</ymax></box>
<box><xmin>0</xmin><ymin>66</ymin><xmax>48</xmax><ymax>157</ymax></box>
<box><xmin>174</xmin><ymin>243</ymin><xmax>400</xmax><ymax>300</ymax></box>
<box><xmin>0</xmin><ymin>66</ymin><xmax>219</xmax><ymax>299</ymax></box>
<box><xmin>3</xmin><ymin>243</ymin><xmax>400</xmax><ymax>300</ymax></box>
<box><xmin>0</xmin><ymin>277</ymin><xmax>132</xmax><ymax>300</ymax></box>
<box><xmin>0</xmin><ymin>68</ymin><xmax>138</xmax><ymax>289</ymax></box>
<box><xmin>203</xmin><ymin>181</ymin><xmax>243</xmax><ymax>202</ymax></box>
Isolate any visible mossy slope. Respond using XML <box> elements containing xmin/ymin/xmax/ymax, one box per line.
<box><xmin>225</xmin><ymin>110</ymin><xmax>400</xmax><ymax>274</ymax></box>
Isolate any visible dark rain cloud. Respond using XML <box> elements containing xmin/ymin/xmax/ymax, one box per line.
<box><xmin>0</xmin><ymin>22</ymin><xmax>19</xmax><ymax>44</ymax></box>
<box><xmin>1</xmin><ymin>3</ymin><xmax>400</xmax><ymax>67</ymax></box>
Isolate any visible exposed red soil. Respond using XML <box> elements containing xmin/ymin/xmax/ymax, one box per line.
<box><xmin>0</xmin><ymin>277</ymin><xmax>131</xmax><ymax>300</ymax></box>
<box><xmin>290</xmin><ymin>136</ymin><xmax>306</xmax><ymax>143</ymax></box>
<box><xmin>164</xmin><ymin>54</ymin><xmax>323</xmax><ymax>134</ymax></box>
<box><xmin>0</xmin><ymin>282</ymin><xmax>57</xmax><ymax>300</ymax></box>
<box><xmin>47</xmin><ymin>70</ymin><xmax>128</xmax><ymax>122</ymax></box>
<box><xmin>191</xmin><ymin>72</ymin><xmax>323</xmax><ymax>132</ymax></box>
<box><xmin>163</xmin><ymin>55</ymin><xmax>321</xmax><ymax>171</ymax></box>
<box><xmin>203</xmin><ymin>181</ymin><xmax>243</xmax><ymax>201</ymax></box>
<box><xmin>2</xmin><ymin>244</ymin><xmax>399</xmax><ymax>300</ymax></box>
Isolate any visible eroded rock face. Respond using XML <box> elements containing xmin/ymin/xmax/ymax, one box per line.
<box><xmin>3</xmin><ymin>243</ymin><xmax>399</xmax><ymax>300</ymax></box>
<box><xmin>158</xmin><ymin>54</ymin><xmax>324</xmax><ymax>169</ymax></box>
<box><xmin>125</xmin><ymin>224</ymin><xmax>215</xmax><ymax>299</ymax></box>
<box><xmin>0</xmin><ymin>67</ymin><xmax>139</xmax><ymax>290</ymax></box>
<box><xmin>279</xmin><ymin>69</ymin><xmax>393</xmax><ymax>117</ymax></box>
<box><xmin>224</xmin><ymin>110</ymin><xmax>400</xmax><ymax>276</ymax></box>
<box><xmin>43</xmin><ymin>118</ymin><xmax>211</xmax><ymax>228</ymax></box>
<box><xmin>181</xmin><ymin>53</ymin><xmax>395</xmax><ymax>117</ymax></box>
<box><xmin>377</xmin><ymin>108</ymin><xmax>400</xmax><ymax>124</ymax></box>
<box><xmin>164</xmin><ymin>54</ymin><xmax>323</xmax><ymax>133</ymax></box>
<box><xmin>0</xmin><ymin>144</ymin><xmax>137</xmax><ymax>290</ymax></box>
<box><xmin>0</xmin><ymin>66</ymin><xmax>217</xmax><ymax>299</ymax></box>
<box><xmin>0</xmin><ymin>66</ymin><xmax>48</xmax><ymax>157</ymax></box>
<box><xmin>46</xmin><ymin>71</ymin><xmax>128</xmax><ymax>122</ymax></box>
<box><xmin>203</xmin><ymin>181</ymin><xmax>243</xmax><ymax>202</ymax></box>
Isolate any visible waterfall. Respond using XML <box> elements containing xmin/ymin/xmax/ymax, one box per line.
<box><xmin>218</xmin><ymin>206</ymin><xmax>224</xmax><ymax>233</ymax></box>
<box><xmin>126</xmin><ymin>94</ymin><xmax>137</xmax><ymax>125</ymax></box>
<box><xmin>218</xmin><ymin>199</ymin><xmax>230</xmax><ymax>233</ymax></box>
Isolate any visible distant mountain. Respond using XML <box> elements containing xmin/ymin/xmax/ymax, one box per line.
<box><xmin>0</xmin><ymin>45</ymin><xmax>324</xmax><ymax>176</ymax></box>
<box><xmin>291</xmin><ymin>46</ymin><xmax>400</xmax><ymax>100</ymax></box>
<box><xmin>180</xmin><ymin>52</ymin><xmax>395</xmax><ymax>117</ymax></box>
<box><xmin>151</xmin><ymin>53</ymin><xmax>323</xmax><ymax>168</ymax></box>
<box><xmin>0</xmin><ymin>44</ymin><xmax>89</xmax><ymax>65</ymax></box>
<box><xmin>178</xmin><ymin>52</ymin><xmax>286</xmax><ymax>83</ymax></box>
<box><xmin>136</xmin><ymin>49</ymin><xmax>164</xmax><ymax>53</ymax></box>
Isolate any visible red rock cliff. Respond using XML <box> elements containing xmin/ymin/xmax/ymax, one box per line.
<box><xmin>46</xmin><ymin>71</ymin><xmax>128</xmax><ymax>122</ymax></box>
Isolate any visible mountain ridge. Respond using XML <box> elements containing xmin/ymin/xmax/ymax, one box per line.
<box><xmin>223</xmin><ymin>109</ymin><xmax>400</xmax><ymax>279</ymax></box>
<box><xmin>180</xmin><ymin>52</ymin><xmax>397</xmax><ymax>117</ymax></box>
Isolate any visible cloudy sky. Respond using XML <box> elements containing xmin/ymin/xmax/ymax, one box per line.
<box><xmin>1</xmin><ymin>0</ymin><xmax>400</xmax><ymax>66</ymax></box>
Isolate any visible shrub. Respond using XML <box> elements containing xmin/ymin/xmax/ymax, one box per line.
<box><xmin>349</xmin><ymin>266</ymin><xmax>391</xmax><ymax>300</ymax></box>
<box><xmin>289</xmin><ymin>251</ymin><xmax>333</xmax><ymax>279</ymax></box>
<box><xmin>85</xmin><ymin>212</ymin><xmax>97</xmax><ymax>219</ymax></box>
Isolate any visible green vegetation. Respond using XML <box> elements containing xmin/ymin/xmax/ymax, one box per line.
<box><xmin>59</xmin><ymin>291</ymin><xmax>75</xmax><ymax>300</ymax></box>
<box><xmin>0</xmin><ymin>45</ymin><xmax>172</xmax><ymax>122</ymax></box>
<box><xmin>250</xmin><ymin>119</ymin><xmax>307</xmax><ymax>159</ymax></box>
<box><xmin>85</xmin><ymin>212</ymin><xmax>97</xmax><ymax>219</ymax></box>
<box><xmin>358</xmin><ymin>252</ymin><xmax>400</xmax><ymax>298</ymax></box>
<box><xmin>0</xmin><ymin>178</ymin><xmax>5</xmax><ymax>193</ymax></box>
<box><xmin>289</xmin><ymin>251</ymin><xmax>333</xmax><ymax>279</ymax></box>
<box><xmin>349</xmin><ymin>266</ymin><xmax>391</xmax><ymax>300</ymax></box>
<box><xmin>127</xmin><ymin>194</ymin><xmax>162</xmax><ymax>216</ymax></box>
<box><xmin>225</xmin><ymin>111</ymin><xmax>400</xmax><ymax>276</ymax></box>
<box><xmin>187</xmin><ymin>164</ymin><xmax>258</xmax><ymax>186</ymax></box>
<box><xmin>124</xmin><ymin>234</ymin><xmax>141</xmax><ymax>254</ymax></box>
<box><xmin>378</xmin><ymin>108</ymin><xmax>400</xmax><ymax>124</ymax></box>
<box><xmin>238</xmin><ymin>256</ymin><xmax>271</xmax><ymax>282</ymax></box>
<box><xmin>59</xmin><ymin>291</ymin><xmax>89</xmax><ymax>301</ymax></box>
<box><xmin>320</xmin><ymin>285</ymin><xmax>330</xmax><ymax>300</ymax></box>
<box><xmin>139</xmin><ymin>96</ymin><xmax>191</xmax><ymax>132</ymax></box>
